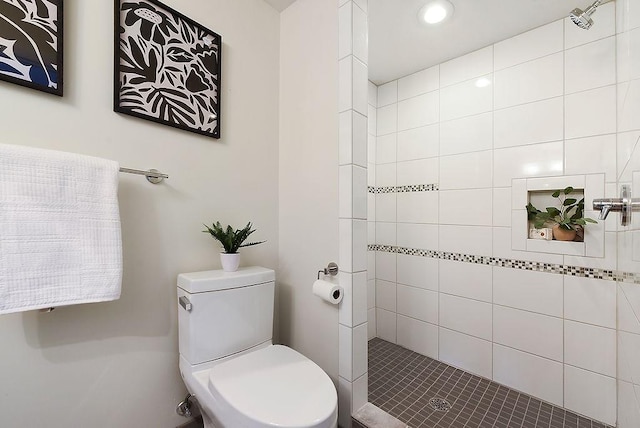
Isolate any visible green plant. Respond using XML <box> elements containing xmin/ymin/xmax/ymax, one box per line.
<box><xmin>526</xmin><ymin>187</ymin><xmax>597</xmax><ymax>231</ymax></box>
<box><xmin>203</xmin><ymin>221</ymin><xmax>265</xmax><ymax>254</ymax></box>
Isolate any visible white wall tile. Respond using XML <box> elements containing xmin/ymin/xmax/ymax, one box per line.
<box><xmin>397</xmin><ymin>284</ymin><xmax>438</xmax><ymax>324</ymax></box>
<box><xmin>397</xmin><ymin>315</ymin><xmax>438</xmax><ymax>359</ymax></box>
<box><xmin>439</xmin><ymin>225</ymin><xmax>493</xmax><ymax>256</ymax></box>
<box><xmin>439</xmin><ymin>260</ymin><xmax>492</xmax><ymax>303</ymax></box>
<box><xmin>397</xmin><ymin>158</ymin><xmax>439</xmax><ymax>185</ymax></box>
<box><xmin>565</xmin><ymin>134</ymin><xmax>617</xmax><ymax>182</ymax></box>
<box><xmin>440</xmin><ymin>46</ymin><xmax>493</xmax><ymax>87</ymax></box>
<box><xmin>397</xmin><ymin>223</ymin><xmax>439</xmax><ymax>250</ymax></box>
<box><xmin>353</xmin><ymin>111</ymin><xmax>368</xmax><ymax>167</ymax></box>
<box><xmin>375</xmin><ymin>193</ymin><xmax>396</xmax><ymax>223</ymax></box>
<box><xmin>397</xmin><ymin>92</ymin><xmax>439</xmax><ymax>131</ymax></box>
<box><xmin>339</xmin><ymin>166</ymin><xmax>353</xmax><ymax>218</ymax></box>
<box><xmin>339</xmin><ymin>56</ymin><xmax>352</xmax><ymax>113</ymax></box>
<box><xmin>493</xmin><ymin>306</ymin><xmax>563</xmax><ymax>361</ymax></box>
<box><xmin>353</xmin><ymin>58</ymin><xmax>368</xmax><ymax>116</ymax></box>
<box><xmin>618</xmin><ymin>79</ymin><xmax>640</xmax><ymax>132</ymax></box>
<box><xmin>618</xmin><ymin>381</ymin><xmax>640</xmax><ymax>428</ymax></box>
<box><xmin>367</xmin><ymin>279</ymin><xmax>375</xmax><ymax>310</ymax></box>
<box><xmin>375</xmin><ymin>251</ymin><xmax>396</xmax><ymax>282</ymax></box>
<box><xmin>440</xmin><ymin>112</ymin><xmax>493</xmax><ymax>156</ymax></box>
<box><xmin>340</xmin><ymin>219</ymin><xmax>353</xmax><ymax>272</ymax></box>
<box><xmin>493</xmin><ymin>267</ymin><xmax>563</xmax><ymax>317</ymax></box>
<box><xmin>398</xmin><ymin>66</ymin><xmax>439</xmax><ymax>100</ymax></box>
<box><xmin>493</xmin><ymin>141</ymin><xmax>564</xmax><ymax>187</ymax></box>
<box><xmin>440</xmin><ymin>76</ymin><xmax>493</xmax><ymax>121</ymax></box>
<box><xmin>376</xmin><ymin>308</ymin><xmax>396</xmax><ymax>343</ymax></box>
<box><xmin>439</xmin><ymin>328</ymin><xmax>492</xmax><ymax>379</ymax></box>
<box><xmin>618</xmin><ymin>283</ymin><xmax>640</xmax><ymax>334</ymax></box>
<box><xmin>377</xmin><ymin>104</ymin><xmax>397</xmax><ymax>136</ymax></box>
<box><xmin>339</xmin><ymin>111</ymin><xmax>353</xmax><ymax>165</ymax></box>
<box><xmin>493</xmin><ymin>188</ymin><xmax>512</xmax><ymax>227</ymax></box>
<box><xmin>617</xmin><ymin>0</ymin><xmax>640</xmax><ymax>34</ymax></box>
<box><xmin>397</xmin><ymin>255</ymin><xmax>438</xmax><ymax>291</ymax></box>
<box><xmin>367</xmin><ymin>135</ymin><xmax>376</xmax><ymax>168</ymax></box>
<box><xmin>339</xmin><ymin>325</ymin><xmax>353</xmax><ymax>380</ymax></box>
<box><xmin>566</xmin><ymin>1</ymin><xmax>615</xmax><ymax>49</ymax></box>
<box><xmin>367</xmin><ymin>308</ymin><xmax>376</xmax><ymax>339</ymax></box>
<box><xmin>493</xmin><ymin>344</ymin><xmax>563</xmax><ymax>406</ymax></box>
<box><xmin>565</xmin><ymin>37</ymin><xmax>616</xmax><ymax>94</ymax></box>
<box><xmin>494</xmin><ymin>21</ymin><xmax>563</xmax><ymax>70</ymax></box>
<box><xmin>368</xmin><ymin>80</ymin><xmax>377</xmax><ymax>107</ymax></box>
<box><xmin>353</xmin><ymin>166</ymin><xmax>367</xmax><ymax>220</ymax></box>
<box><xmin>397</xmin><ymin>192</ymin><xmax>439</xmax><ymax>224</ymax></box>
<box><xmin>439</xmin><ymin>294</ymin><xmax>492</xmax><ymax>340</ymax></box>
<box><xmin>338</xmin><ymin>3</ymin><xmax>352</xmax><ymax>60</ymax></box>
<box><xmin>494</xmin><ymin>53</ymin><xmax>563</xmax><ymax>109</ymax></box>
<box><xmin>564</xmin><ymin>276</ymin><xmax>616</xmax><ymax>328</ymax></box>
<box><xmin>375</xmin><ymin>222</ymin><xmax>395</xmax><ymax>246</ymax></box>
<box><xmin>618</xmin><ymin>26</ymin><xmax>640</xmax><ymax>82</ymax></box>
<box><xmin>375</xmin><ymin>279</ymin><xmax>396</xmax><ymax>312</ymax></box>
<box><xmin>565</xmin><ymin>320</ymin><xmax>616</xmax><ymax>377</ymax></box>
<box><xmin>375</xmin><ymin>163</ymin><xmax>396</xmax><ymax>186</ymax></box>
<box><xmin>440</xmin><ymin>151</ymin><xmax>493</xmax><ymax>189</ymax></box>
<box><xmin>376</xmin><ymin>134</ymin><xmax>396</xmax><ymax>164</ymax></box>
<box><xmin>564</xmin><ymin>365</ymin><xmax>617</xmax><ymax>425</ymax></box>
<box><xmin>565</xmin><ymin>85</ymin><xmax>617</xmax><ymax>139</ymax></box>
<box><xmin>352</xmin><ymin>3</ymin><xmax>367</xmax><ymax>64</ymax></box>
<box><xmin>494</xmin><ymin>97</ymin><xmax>564</xmax><ymax>149</ymax></box>
<box><xmin>352</xmin><ymin>373</ymin><xmax>367</xmax><ymax>416</ymax></box>
<box><xmin>397</xmin><ymin>124</ymin><xmax>439</xmax><ymax>161</ymax></box>
<box><xmin>377</xmin><ymin>81</ymin><xmax>397</xmax><ymax>107</ymax></box>
<box><xmin>620</xmin><ymin>331</ymin><xmax>640</xmax><ymax>384</ymax></box>
<box><xmin>353</xmin><ymin>219</ymin><xmax>368</xmax><ymax>272</ymax></box>
<box><xmin>439</xmin><ymin>189</ymin><xmax>493</xmax><ymax>226</ymax></box>
<box><xmin>352</xmin><ymin>322</ymin><xmax>367</xmax><ymax>380</ymax></box>
<box><xmin>337</xmin><ymin>377</ymin><xmax>352</xmax><ymax>428</ymax></box>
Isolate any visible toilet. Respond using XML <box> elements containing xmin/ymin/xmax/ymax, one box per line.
<box><xmin>177</xmin><ymin>266</ymin><xmax>338</xmax><ymax>428</ymax></box>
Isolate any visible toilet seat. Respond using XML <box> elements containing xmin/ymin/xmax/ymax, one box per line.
<box><xmin>207</xmin><ymin>345</ymin><xmax>337</xmax><ymax>428</ymax></box>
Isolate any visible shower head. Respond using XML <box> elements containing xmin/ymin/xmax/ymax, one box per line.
<box><xmin>569</xmin><ymin>0</ymin><xmax>602</xmax><ymax>30</ymax></box>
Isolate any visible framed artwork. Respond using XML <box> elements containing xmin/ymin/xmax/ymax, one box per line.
<box><xmin>114</xmin><ymin>0</ymin><xmax>221</xmax><ymax>138</ymax></box>
<box><xmin>0</xmin><ymin>0</ymin><xmax>63</xmax><ymax>96</ymax></box>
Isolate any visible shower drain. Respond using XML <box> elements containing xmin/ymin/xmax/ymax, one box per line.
<box><xmin>428</xmin><ymin>397</ymin><xmax>452</xmax><ymax>412</ymax></box>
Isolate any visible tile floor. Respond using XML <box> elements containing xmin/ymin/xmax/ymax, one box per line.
<box><xmin>366</xmin><ymin>338</ymin><xmax>613</xmax><ymax>428</ymax></box>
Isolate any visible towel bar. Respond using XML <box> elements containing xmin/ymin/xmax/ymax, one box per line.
<box><xmin>119</xmin><ymin>167</ymin><xmax>168</xmax><ymax>184</ymax></box>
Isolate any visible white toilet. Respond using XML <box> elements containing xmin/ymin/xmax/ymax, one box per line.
<box><xmin>177</xmin><ymin>266</ymin><xmax>338</xmax><ymax>428</ymax></box>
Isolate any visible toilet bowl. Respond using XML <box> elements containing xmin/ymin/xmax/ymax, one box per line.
<box><xmin>177</xmin><ymin>267</ymin><xmax>338</xmax><ymax>428</ymax></box>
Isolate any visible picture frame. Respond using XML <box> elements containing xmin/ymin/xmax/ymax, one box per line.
<box><xmin>114</xmin><ymin>0</ymin><xmax>221</xmax><ymax>138</ymax></box>
<box><xmin>0</xmin><ymin>0</ymin><xmax>63</xmax><ymax>96</ymax></box>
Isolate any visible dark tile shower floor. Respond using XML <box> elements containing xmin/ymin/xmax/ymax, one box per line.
<box><xmin>367</xmin><ymin>338</ymin><xmax>613</xmax><ymax>428</ymax></box>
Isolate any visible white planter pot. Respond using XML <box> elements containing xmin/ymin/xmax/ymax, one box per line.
<box><xmin>220</xmin><ymin>253</ymin><xmax>240</xmax><ymax>272</ymax></box>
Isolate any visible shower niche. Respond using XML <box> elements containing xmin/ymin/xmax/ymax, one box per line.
<box><xmin>511</xmin><ymin>174</ymin><xmax>605</xmax><ymax>257</ymax></box>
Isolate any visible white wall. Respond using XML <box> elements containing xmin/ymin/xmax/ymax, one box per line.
<box><xmin>278</xmin><ymin>0</ymin><xmax>339</xmax><ymax>381</ymax></box>
<box><xmin>368</xmin><ymin>3</ymin><xmax>632</xmax><ymax>425</ymax></box>
<box><xmin>0</xmin><ymin>0</ymin><xmax>280</xmax><ymax>426</ymax></box>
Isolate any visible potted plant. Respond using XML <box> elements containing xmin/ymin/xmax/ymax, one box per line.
<box><xmin>203</xmin><ymin>221</ymin><xmax>265</xmax><ymax>272</ymax></box>
<box><xmin>526</xmin><ymin>187</ymin><xmax>597</xmax><ymax>241</ymax></box>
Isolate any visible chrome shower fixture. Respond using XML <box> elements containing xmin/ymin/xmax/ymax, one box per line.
<box><xmin>569</xmin><ymin>0</ymin><xmax>602</xmax><ymax>29</ymax></box>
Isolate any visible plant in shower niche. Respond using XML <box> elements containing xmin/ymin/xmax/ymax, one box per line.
<box><xmin>526</xmin><ymin>187</ymin><xmax>597</xmax><ymax>241</ymax></box>
<box><xmin>203</xmin><ymin>221</ymin><xmax>265</xmax><ymax>272</ymax></box>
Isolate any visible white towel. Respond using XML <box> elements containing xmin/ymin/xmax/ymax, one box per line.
<box><xmin>0</xmin><ymin>144</ymin><xmax>122</xmax><ymax>314</ymax></box>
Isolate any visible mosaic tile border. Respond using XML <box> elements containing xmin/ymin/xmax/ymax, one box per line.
<box><xmin>368</xmin><ymin>244</ymin><xmax>640</xmax><ymax>284</ymax></box>
<box><xmin>368</xmin><ymin>184</ymin><xmax>439</xmax><ymax>194</ymax></box>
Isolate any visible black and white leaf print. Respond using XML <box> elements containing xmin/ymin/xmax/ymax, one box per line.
<box><xmin>0</xmin><ymin>0</ymin><xmax>61</xmax><ymax>94</ymax></box>
<box><xmin>116</xmin><ymin>0</ymin><xmax>221</xmax><ymax>137</ymax></box>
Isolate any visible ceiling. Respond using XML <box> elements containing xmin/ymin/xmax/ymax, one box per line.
<box><xmin>369</xmin><ymin>0</ymin><xmax>585</xmax><ymax>84</ymax></box>
<box><xmin>263</xmin><ymin>0</ymin><xmax>590</xmax><ymax>84</ymax></box>
<box><xmin>263</xmin><ymin>0</ymin><xmax>297</xmax><ymax>12</ymax></box>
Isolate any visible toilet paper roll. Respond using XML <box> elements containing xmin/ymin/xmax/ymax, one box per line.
<box><xmin>312</xmin><ymin>279</ymin><xmax>343</xmax><ymax>305</ymax></box>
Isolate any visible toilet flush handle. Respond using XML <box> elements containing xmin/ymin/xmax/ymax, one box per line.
<box><xmin>179</xmin><ymin>296</ymin><xmax>192</xmax><ymax>312</ymax></box>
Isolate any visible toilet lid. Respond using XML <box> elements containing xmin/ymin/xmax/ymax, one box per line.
<box><xmin>208</xmin><ymin>345</ymin><xmax>337</xmax><ymax>428</ymax></box>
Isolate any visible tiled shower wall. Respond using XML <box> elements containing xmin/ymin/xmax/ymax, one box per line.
<box><xmin>367</xmin><ymin>2</ymin><xmax>640</xmax><ymax>426</ymax></box>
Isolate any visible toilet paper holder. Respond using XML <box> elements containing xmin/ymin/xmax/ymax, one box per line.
<box><xmin>317</xmin><ymin>262</ymin><xmax>339</xmax><ymax>280</ymax></box>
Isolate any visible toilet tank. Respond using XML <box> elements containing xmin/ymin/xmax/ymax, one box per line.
<box><xmin>177</xmin><ymin>266</ymin><xmax>275</xmax><ymax>365</ymax></box>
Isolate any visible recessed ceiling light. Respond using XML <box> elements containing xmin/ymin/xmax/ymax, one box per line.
<box><xmin>418</xmin><ymin>0</ymin><xmax>454</xmax><ymax>25</ymax></box>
